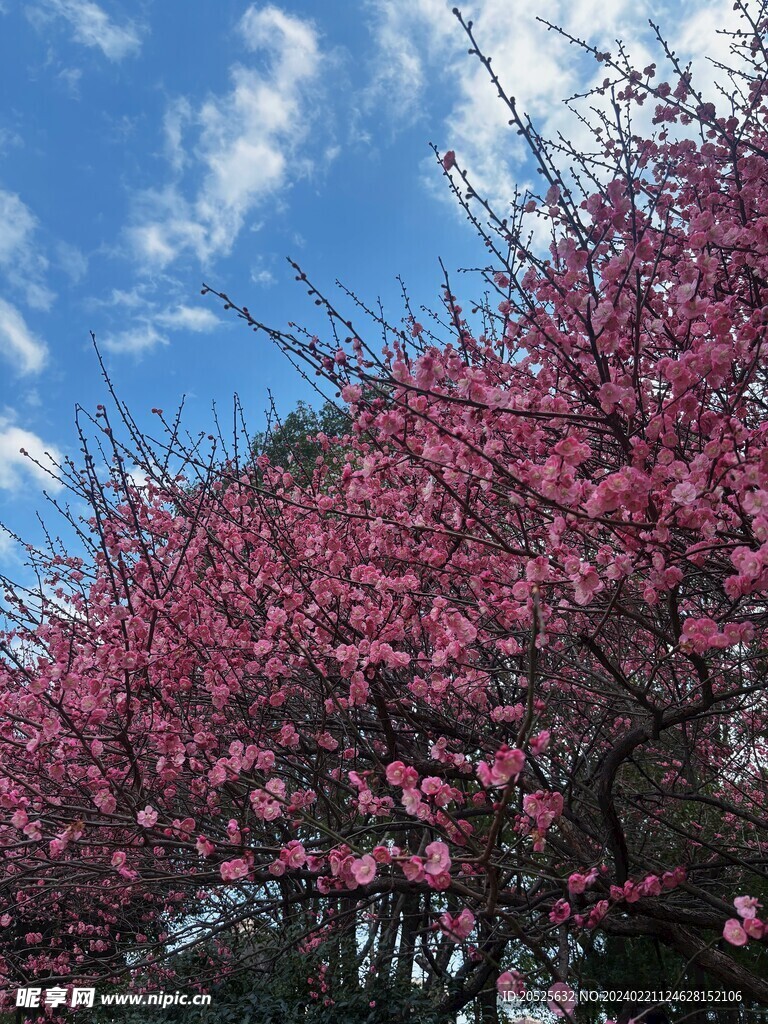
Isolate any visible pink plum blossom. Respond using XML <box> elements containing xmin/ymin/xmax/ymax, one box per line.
<box><xmin>350</xmin><ymin>855</ymin><xmax>377</xmax><ymax>885</ymax></box>
<box><xmin>423</xmin><ymin>841</ymin><xmax>451</xmax><ymax>876</ymax></box>
<box><xmin>137</xmin><ymin>806</ymin><xmax>158</xmax><ymax>828</ymax></box>
<box><xmin>219</xmin><ymin>858</ymin><xmax>249</xmax><ymax>882</ymax></box>
<box><xmin>734</xmin><ymin>895</ymin><xmax>761</xmax><ymax>919</ymax></box>
<box><xmin>440</xmin><ymin>908</ymin><xmax>475</xmax><ymax>939</ymax></box>
<box><xmin>723</xmin><ymin>919</ymin><xmax>748</xmax><ymax>946</ymax></box>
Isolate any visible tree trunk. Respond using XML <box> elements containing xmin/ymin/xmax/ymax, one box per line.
<box><xmin>395</xmin><ymin>892</ymin><xmax>421</xmax><ymax>989</ymax></box>
<box><xmin>477</xmin><ymin>983</ymin><xmax>500</xmax><ymax>1024</ymax></box>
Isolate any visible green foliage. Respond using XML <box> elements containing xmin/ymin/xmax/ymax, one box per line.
<box><xmin>577</xmin><ymin>932</ymin><xmax>766</xmax><ymax>1023</ymax></box>
<box><xmin>253</xmin><ymin>399</ymin><xmax>351</xmax><ymax>481</ymax></box>
<box><xmin>92</xmin><ymin>984</ymin><xmax>446</xmax><ymax>1024</ymax></box>
<box><xmin>88</xmin><ymin>936</ymin><xmax>449</xmax><ymax>1024</ymax></box>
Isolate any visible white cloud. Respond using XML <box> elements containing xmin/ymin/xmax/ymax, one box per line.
<box><xmin>55</xmin><ymin>240</ymin><xmax>88</xmax><ymax>283</ymax></box>
<box><xmin>361</xmin><ymin>0</ymin><xmax>455</xmax><ymax>127</ymax></box>
<box><xmin>0</xmin><ymin>127</ymin><xmax>23</xmax><ymax>157</ymax></box>
<box><xmin>102</xmin><ymin>286</ymin><xmax>146</xmax><ymax>309</ymax></box>
<box><xmin>673</xmin><ymin>0</ymin><xmax>744</xmax><ymax>86</ymax></box>
<box><xmin>163</xmin><ymin>97</ymin><xmax>192</xmax><ymax>173</ymax></box>
<box><xmin>90</xmin><ymin>288</ymin><xmax>221</xmax><ymax>356</ymax></box>
<box><xmin>251</xmin><ymin>265</ymin><xmax>276</xmax><ymax>287</ymax></box>
<box><xmin>0</xmin><ymin>420</ymin><xmax>62</xmax><ymax>492</ymax></box>
<box><xmin>102</xmin><ymin>323</ymin><xmax>168</xmax><ymax>355</ymax></box>
<box><xmin>0</xmin><ymin>298</ymin><xmax>48</xmax><ymax>374</ymax></box>
<box><xmin>41</xmin><ymin>0</ymin><xmax>142</xmax><ymax>60</ymax></box>
<box><xmin>367</xmin><ymin>0</ymin><xmax>746</xmax><ymax>214</ymax></box>
<box><xmin>0</xmin><ymin>189</ymin><xmax>54</xmax><ymax>310</ymax></box>
<box><xmin>155</xmin><ymin>305</ymin><xmax>220</xmax><ymax>332</ymax></box>
<box><xmin>129</xmin><ymin>5</ymin><xmax>325</xmax><ymax>268</ymax></box>
<box><xmin>57</xmin><ymin>65</ymin><xmax>83</xmax><ymax>96</ymax></box>
<box><xmin>0</xmin><ymin>529</ymin><xmax>17</xmax><ymax>563</ymax></box>
<box><xmin>0</xmin><ymin>191</ymin><xmax>37</xmax><ymax>266</ymax></box>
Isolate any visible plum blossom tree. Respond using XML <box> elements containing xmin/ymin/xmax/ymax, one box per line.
<box><xmin>2</xmin><ymin>3</ymin><xmax>768</xmax><ymax>1022</ymax></box>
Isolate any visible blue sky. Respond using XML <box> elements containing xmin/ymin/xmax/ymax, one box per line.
<box><xmin>0</xmin><ymin>0</ymin><xmax>738</xmax><ymax>571</ymax></box>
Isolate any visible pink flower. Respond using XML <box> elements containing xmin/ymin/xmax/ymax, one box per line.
<box><xmin>638</xmin><ymin>874</ymin><xmax>662</xmax><ymax>897</ymax></box>
<box><xmin>111</xmin><ymin>851</ymin><xmax>127</xmax><ymax>869</ymax></box>
<box><xmin>196</xmin><ymin>836</ymin><xmax>215</xmax><ymax>857</ymax></box>
<box><xmin>342</xmin><ymin>861</ymin><xmax>360</xmax><ymax>890</ymax></box>
<box><xmin>442</xmin><ymin>150</ymin><xmax>456</xmax><ymax>171</ymax></box>
<box><xmin>567</xmin><ymin>872</ymin><xmax>591</xmax><ymax>895</ymax></box>
<box><xmin>280</xmin><ymin>841</ymin><xmax>307</xmax><ymax>868</ymax></box>
<box><xmin>680</xmin><ymin>616</ymin><xmax>727</xmax><ymax>653</ymax></box>
<box><xmin>734</xmin><ymin>895</ymin><xmax>761</xmax><ymax>919</ymax></box>
<box><xmin>329</xmin><ymin>848</ymin><xmax>352</xmax><ymax>877</ymax></box>
<box><xmin>723</xmin><ymin>919</ymin><xmax>748</xmax><ymax>946</ymax></box>
<box><xmin>401</xmin><ymin>788</ymin><xmax>423</xmax><ymax>815</ymax></box>
<box><xmin>256</xmin><ymin>750</ymin><xmax>275</xmax><ymax>771</ymax></box>
<box><xmin>523</xmin><ymin>790</ymin><xmax>563</xmax><ymax>831</ymax></box>
<box><xmin>495</xmin><ymin>746</ymin><xmax>525</xmax><ymax>779</ymax></box>
<box><xmin>586</xmin><ymin>900</ymin><xmax>609</xmax><ymax>928</ymax></box>
<box><xmin>350</xmin><ymin>855</ymin><xmax>377</xmax><ymax>885</ymax></box>
<box><xmin>220</xmin><ymin>858</ymin><xmax>250</xmax><ymax>882</ymax></box>
<box><xmin>598</xmin><ymin>381</ymin><xmax>624</xmax><ymax>413</ymax></box>
<box><xmin>250</xmin><ymin>789</ymin><xmax>282</xmax><ymax>821</ymax></box>
<box><xmin>341</xmin><ymin>383</ymin><xmax>362</xmax><ymax>402</ymax></box>
<box><xmin>549</xmin><ymin>899</ymin><xmax>570</xmax><ymax>924</ymax></box>
<box><xmin>424</xmin><ymin>841</ymin><xmax>451</xmax><ymax>876</ymax></box>
<box><xmin>94</xmin><ymin>791</ymin><xmax>117</xmax><ymax>815</ymax></box>
<box><xmin>22</xmin><ymin>819</ymin><xmax>42</xmax><ymax>840</ymax></box>
<box><xmin>530</xmin><ymin>730</ymin><xmax>550</xmax><ymax>755</ymax></box>
<box><xmin>137</xmin><ymin>806</ymin><xmax>158</xmax><ymax>827</ymax></box>
<box><xmin>662</xmin><ymin>866</ymin><xmax>686</xmax><ymax>889</ymax></box>
<box><xmin>571</xmin><ymin>563</ymin><xmax>603</xmax><ymax>605</ymax></box>
<box><xmin>440</xmin><ymin>908</ymin><xmax>475</xmax><ymax>939</ymax></box>
<box><xmin>477</xmin><ymin>746</ymin><xmax>526</xmax><ymax>788</ymax></box>
<box><xmin>623</xmin><ymin>880</ymin><xmax>640</xmax><ymax>904</ymax></box>
<box><xmin>401</xmin><ymin>856</ymin><xmax>425</xmax><ymax>882</ymax></box>
<box><xmin>497</xmin><ymin>971</ymin><xmax>525</xmax><ymax>997</ymax></box>
<box><xmin>385</xmin><ymin>761</ymin><xmax>418</xmax><ymax>788</ymax></box>
<box><xmin>671</xmin><ymin>481</ymin><xmax>698</xmax><ymax>505</ymax></box>
<box><xmin>10</xmin><ymin>809</ymin><xmax>28</xmax><ymax>828</ymax></box>
<box><xmin>548</xmin><ymin>982</ymin><xmax>576</xmax><ymax>1016</ymax></box>
<box><xmin>453</xmin><ymin>907</ymin><xmax>475</xmax><ymax>937</ymax></box>
<box><xmin>744</xmin><ymin>918</ymin><xmax>764</xmax><ymax>939</ymax></box>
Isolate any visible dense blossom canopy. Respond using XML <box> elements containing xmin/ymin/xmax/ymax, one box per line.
<box><xmin>2</xmin><ymin>3</ymin><xmax>768</xmax><ymax>1019</ymax></box>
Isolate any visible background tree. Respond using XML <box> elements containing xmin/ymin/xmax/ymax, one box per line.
<box><xmin>252</xmin><ymin>399</ymin><xmax>350</xmax><ymax>480</ymax></box>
